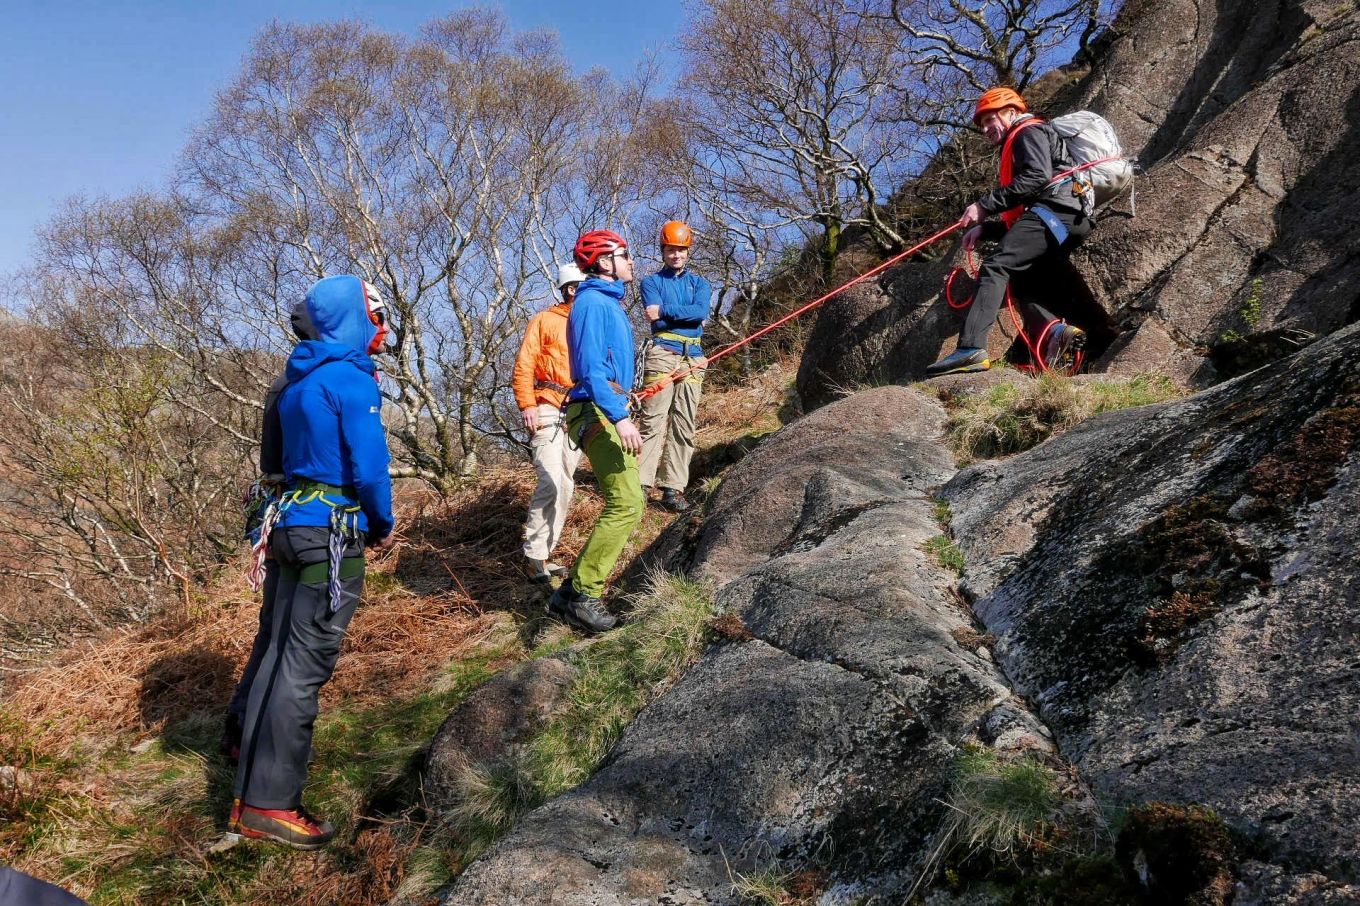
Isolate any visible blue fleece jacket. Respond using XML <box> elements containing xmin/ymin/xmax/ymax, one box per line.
<box><xmin>565</xmin><ymin>276</ymin><xmax>635</xmax><ymax>424</ymax></box>
<box><xmin>640</xmin><ymin>268</ymin><xmax>711</xmax><ymax>353</ymax></box>
<box><xmin>277</xmin><ymin>275</ymin><xmax>394</xmax><ymax>540</ymax></box>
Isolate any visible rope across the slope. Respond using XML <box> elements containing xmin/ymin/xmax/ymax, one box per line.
<box><xmin>633</xmin><ymin>219</ymin><xmax>968</xmax><ymax>402</ymax></box>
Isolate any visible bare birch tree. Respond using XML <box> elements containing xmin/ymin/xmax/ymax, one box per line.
<box><xmin>680</xmin><ymin>0</ymin><xmax>919</xmax><ymax>282</ymax></box>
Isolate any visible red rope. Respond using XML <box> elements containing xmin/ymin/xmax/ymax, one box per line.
<box><xmin>947</xmin><ymin>244</ymin><xmax>1082</xmax><ymax>377</ymax></box>
<box><xmin>634</xmin><ymin>219</ymin><xmax>966</xmax><ymax>401</ymax></box>
<box><xmin>943</xmin><ymin>247</ymin><xmax>982</xmax><ymax>309</ymax></box>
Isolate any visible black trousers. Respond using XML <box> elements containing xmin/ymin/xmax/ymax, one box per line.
<box><xmin>0</xmin><ymin>867</ymin><xmax>87</xmax><ymax>905</ymax></box>
<box><xmin>233</xmin><ymin>525</ymin><xmax>364</xmax><ymax>810</ymax></box>
<box><xmin>961</xmin><ymin>207</ymin><xmax>1093</xmax><ymax>350</ymax></box>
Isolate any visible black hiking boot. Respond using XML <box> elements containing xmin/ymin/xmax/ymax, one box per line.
<box><xmin>1043</xmin><ymin>323</ymin><xmax>1086</xmax><ymax>371</ymax></box>
<box><xmin>547</xmin><ymin>582</ymin><xmax>617</xmax><ymax>633</ymax></box>
<box><xmin>658</xmin><ymin>488</ymin><xmax>691</xmax><ymax>513</ymax></box>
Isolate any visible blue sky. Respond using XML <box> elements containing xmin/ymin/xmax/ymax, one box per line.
<box><xmin>0</xmin><ymin>1</ymin><xmax>686</xmax><ymax>281</ymax></box>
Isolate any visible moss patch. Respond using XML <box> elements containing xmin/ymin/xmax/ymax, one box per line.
<box><xmin>1116</xmin><ymin>803</ymin><xmax>1237</xmax><ymax>906</ymax></box>
<box><xmin>950</xmin><ymin>626</ymin><xmax>996</xmax><ymax>652</ymax></box>
<box><xmin>1005</xmin><ymin>853</ymin><xmax>1141</xmax><ymax>905</ymax></box>
<box><xmin>708</xmin><ymin>612</ymin><xmax>756</xmax><ymax>643</ymax></box>
<box><xmin>1129</xmin><ymin>496</ymin><xmax>1269</xmax><ymax>665</ymax></box>
<box><xmin>1245</xmin><ymin>397</ymin><xmax>1360</xmax><ymax>518</ymax></box>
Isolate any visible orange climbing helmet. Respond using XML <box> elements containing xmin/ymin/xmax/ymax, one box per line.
<box><xmin>973</xmin><ymin>87</ymin><xmax>1027</xmax><ymax>126</ymax></box>
<box><xmin>658</xmin><ymin>220</ymin><xmax>693</xmax><ymax>249</ymax></box>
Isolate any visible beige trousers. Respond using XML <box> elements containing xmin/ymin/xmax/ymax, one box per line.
<box><xmin>522</xmin><ymin>404</ymin><xmax>584</xmax><ymax>560</ymax></box>
<box><xmin>638</xmin><ymin>344</ymin><xmax>705</xmax><ymax>492</ymax></box>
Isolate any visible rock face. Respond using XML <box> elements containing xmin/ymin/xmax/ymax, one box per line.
<box><xmin>443</xmin><ymin>388</ymin><xmax>1056</xmax><ymax>905</ymax></box>
<box><xmin>424</xmin><ymin>655</ymin><xmax>579</xmax><ymax>815</ymax></box>
<box><xmin>943</xmin><ymin>321</ymin><xmax>1360</xmax><ymax>894</ymax></box>
<box><xmin>797</xmin><ymin>0</ymin><xmax>1360</xmax><ymax>406</ymax></box>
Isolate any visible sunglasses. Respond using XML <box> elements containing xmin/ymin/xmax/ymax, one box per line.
<box><xmin>610</xmin><ymin>248</ymin><xmax>633</xmax><ymax>261</ymax></box>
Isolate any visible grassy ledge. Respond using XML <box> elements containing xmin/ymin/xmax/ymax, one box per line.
<box><xmin>936</xmin><ymin>372</ymin><xmax>1184</xmax><ymax>463</ymax></box>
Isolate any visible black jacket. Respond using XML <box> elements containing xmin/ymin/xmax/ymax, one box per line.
<box><xmin>977</xmin><ymin>117</ymin><xmax>1083</xmax><ymax>238</ymax></box>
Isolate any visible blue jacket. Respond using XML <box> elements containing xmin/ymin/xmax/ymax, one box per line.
<box><xmin>565</xmin><ymin>277</ymin><xmax>635</xmax><ymax>424</ymax></box>
<box><xmin>277</xmin><ymin>275</ymin><xmax>395</xmax><ymax>539</ymax></box>
<box><xmin>640</xmin><ymin>268</ymin><xmax>710</xmax><ymax>353</ymax></box>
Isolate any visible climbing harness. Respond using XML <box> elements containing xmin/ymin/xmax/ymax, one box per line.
<box><xmin>533</xmin><ymin>378</ymin><xmax>571</xmax><ymax>395</ymax></box>
<box><xmin>633</xmin><ymin>220</ymin><xmax>968</xmax><ymax>402</ymax></box>
<box><xmin>244</xmin><ymin>479</ymin><xmax>363</xmax><ymax>614</ymax></box>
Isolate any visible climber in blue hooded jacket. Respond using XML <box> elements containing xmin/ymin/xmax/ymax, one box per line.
<box><xmin>275</xmin><ymin>276</ymin><xmax>394</xmax><ymax>540</ymax></box>
<box><xmin>231</xmin><ymin>274</ymin><xmax>396</xmax><ymax>850</ymax></box>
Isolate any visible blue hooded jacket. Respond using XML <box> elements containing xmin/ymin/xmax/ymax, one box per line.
<box><xmin>276</xmin><ymin>275</ymin><xmax>394</xmax><ymax>539</ymax></box>
<box><xmin>640</xmin><ymin>267</ymin><xmax>711</xmax><ymax>354</ymax></box>
<box><xmin>565</xmin><ymin>276</ymin><xmax>635</xmax><ymax>424</ymax></box>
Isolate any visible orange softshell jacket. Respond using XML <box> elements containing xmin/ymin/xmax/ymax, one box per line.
<box><xmin>512</xmin><ymin>302</ymin><xmax>574</xmax><ymax>411</ymax></box>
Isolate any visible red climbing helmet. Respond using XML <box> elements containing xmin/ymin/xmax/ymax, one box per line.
<box><xmin>573</xmin><ymin>230</ymin><xmax>629</xmax><ymax>270</ymax></box>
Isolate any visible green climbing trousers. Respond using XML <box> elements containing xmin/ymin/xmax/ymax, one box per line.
<box><xmin>565</xmin><ymin>401</ymin><xmax>644</xmax><ymax>598</ymax></box>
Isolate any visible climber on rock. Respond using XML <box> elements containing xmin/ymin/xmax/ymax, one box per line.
<box><xmin>927</xmin><ymin>87</ymin><xmax>1096</xmax><ymax>377</ymax></box>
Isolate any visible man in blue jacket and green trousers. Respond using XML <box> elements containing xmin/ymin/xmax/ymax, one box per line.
<box><xmin>549</xmin><ymin>229</ymin><xmax>644</xmax><ymax>634</ymax></box>
<box><xmin>231</xmin><ymin>275</ymin><xmax>395</xmax><ymax>849</ymax></box>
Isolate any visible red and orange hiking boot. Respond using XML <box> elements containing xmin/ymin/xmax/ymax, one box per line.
<box><xmin>230</xmin><ymin>799</ymin><xmax>335</xmax><ymax>850</ymax></box>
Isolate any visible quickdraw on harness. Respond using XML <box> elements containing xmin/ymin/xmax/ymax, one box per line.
<box><xmin>243</xmin><ymin>479</ymin><xmax>284</xmax><ymax>592</ymax></box>
<box><xmin>942</xmin><ymin>247</ymin><xmax>1085</xmax><ymax>376</ymax></box>
<box><xmin>631</xmin><ymin>220</ymin><xmax>968</xmax><ymax>403</ymax></box>
<box><xmin>243</xmin><ymin>479</ymin><xmax>363</xmax><ymax>614</ymax></box>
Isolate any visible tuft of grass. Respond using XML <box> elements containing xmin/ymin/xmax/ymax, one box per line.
<box><xmin>945</xmin><ymin>749</ymin><xmax>1061</xmax><ymax>859</ymax></box>
<box><xmin>944</xmin><ymin>372</ymin><xmax>1184</xmax><ymax>462</ymax></box>
<box><xmin>931</xmin><ymin>497</ymin><xmax>953</xmax><ymax>528</ymax></box>
<box><xmin>733</xmin><ymin>866</ymin><xmax>799</xmax><ymax>905</ymax></box>
<box><xmin>439</xmin><ymin>753</ymin><xmax>541</xmax><ymax>861</ymax></box>
<box><xmin>925</xmin><ymin>535</ymin><xmax>966</xmax><ymax>574</ymax></box>
<box><xmin>911</xmin><ymin>748</ymin><xmax>1063</xmax><ymax>898</ymax></box>
<box><xmin>729</xmin><ymin>863</ymin><xmax>823</xmax><ymax>906</ymax></box>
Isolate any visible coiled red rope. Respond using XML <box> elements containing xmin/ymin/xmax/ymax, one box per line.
<box><xmin>942</xmin><ymin>246</ymin><xmax>1083</xmax><ymax>376</ymax></box>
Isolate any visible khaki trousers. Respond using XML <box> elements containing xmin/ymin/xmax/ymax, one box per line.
<box><xmin>638</xmin><ymin>345</ymin><xmax>704</xmax><ymax>492</ymax></box>
<box><xmin>523</xmin><ymin>404</ymin><xmax>584</xmax><ymax>560</ymax></box>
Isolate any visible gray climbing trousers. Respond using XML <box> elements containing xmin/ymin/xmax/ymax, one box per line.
<box><xmin>233</xmin><ymin>525</ymin><xmax>365</xmax><ymax>809</ymax></box>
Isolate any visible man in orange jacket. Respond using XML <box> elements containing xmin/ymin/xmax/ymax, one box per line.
<box><xmin>513</xmin><ymin>264</ymin><xmax>586</xmax><ymax>582</ymax></box>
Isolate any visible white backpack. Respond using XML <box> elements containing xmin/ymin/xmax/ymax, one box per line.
<box><xmin>1048</xmin><ymin>110</ymin><xmax>1134</xmax><ymax>209</ymax></box>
